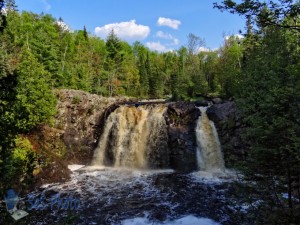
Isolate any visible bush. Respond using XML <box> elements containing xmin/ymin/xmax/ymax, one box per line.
<box><xmin>4</xmin><ymin>136</ymin><xmax>36</xmax><ymax>188</ymax></box>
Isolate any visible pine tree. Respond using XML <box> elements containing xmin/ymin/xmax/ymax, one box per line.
<box><xmin>215</xmin><ymin>2</ymin><xmax>300</xmax><ymax>222</ymax></box>
<box><xmin>106</xmin><ymin>29</ymin><xmax>122</xmax><ymax>61</ymax></box>
<box><xmin>13</xmin><ymin>47</ymin><xmax>56</xmax><ymax>131</ymax></box>
<box><xmin>237</xmin><ymin>26</ymin><xmax>300</xmax><ymax>223</ymax></box>
<box><xmin>0</xmin><ymin>0</ymin><xmax>6</xmax><ymax>32</ymax></box>
<box><xmin>83</xmin><ymin>25</ymin><xmax>88</xmax><ymax>40</ymax></box>
<box><xmin>5</xmin><ymin>0</ymin><xmax>17</xmax><ymax>11</ymax></box>
<box><xmin>105</xmin><ymin>30</ymin><xmax>124</xmax><ymax>96</ymax></box>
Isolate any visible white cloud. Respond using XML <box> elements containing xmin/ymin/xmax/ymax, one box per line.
<box><xmin>198</xmin><ymin>47</ymin><xmax>211</xmax><ymax>52</ymax></box>
<box><xmin>156</xmin><ymin>31</ymin><xmax>179</xmax><ymax>45</ymax></box>
<box><xmin>41</xmin><ymin>0</ymin><xmax>51</xmax><ymax>11</ymax></box>
<box><xmin>157</xmin><ymin>17</ymin><xmax>181</xmax><ymax>29</ymax></box>
<box><xmin>146</xmin><ymin>41</ymin><xmax>171</xmax><ymax>52</ymax></box>
<box><xmin>94</xmin><ymin>20</ymin><xmax>150</xmax><ymax>41</ymax></box>
<box><xmin>225</xmin><ymin>34</ymin><xmax>244</xmax><ymax>40</ymax></box>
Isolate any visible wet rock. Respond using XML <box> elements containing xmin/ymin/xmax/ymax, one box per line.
<box><xmin>165</xmin><ymin>102</ymin><xmax>200</xmax><ymax>172</ymax></box>
<box><xmin>194</xmin><ymin>100</ymin><xmax>210</xmax><ymax>107</ymax></box>
<box><xmin>206</xmin><ymin>101</ymin><xmax>248</xmax><ymax>167</ymax></box>
<box><xmin>28</xmin><ymin>89</ymin><xmax>130</xmax><ymax>185</ymax></box>
<box><xmin>212</xmin><ymin>97</ymin><xmax>223</xmax><ymax>104</ymax></box>
<box><xmin>207</xmin><ymin>101</ymin><xmax>237</xmax><ymax>122</ymax></box>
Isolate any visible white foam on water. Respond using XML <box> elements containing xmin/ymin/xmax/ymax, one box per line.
<box><xmin>68</xmin><ymin>164</ymin><xmax>85</xmax><ymax>171</ymax></box>
<box><xmin>27</xmin><ymin>166</ymin><xmax>242</xmax><ymax>224</ymax></box>
<box><xmin>38</xmin><ymin>166</ymin><xmax>175</xmax><ymax>205</ymax></box>
<box><xmin>189</xmin><ymin>169</ymin><xmax>238</xmax><ymax>184</ymax></box>
<box><xmin>120</xmin><ymin>215</ymin><xmax>221</xmax><ymax>225</ymax></box>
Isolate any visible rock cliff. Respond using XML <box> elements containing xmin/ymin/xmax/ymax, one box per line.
<box><xmin>29</xmin><ymin>90</ymin><xmax>246</xmax><ymax>185</ymax></box>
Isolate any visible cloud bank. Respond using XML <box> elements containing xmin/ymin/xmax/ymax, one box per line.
<box><xmin>156</xmin><ymin>31</ymin><xmax>179</xmax><ymax>45</ymax></box>
<box><xmin>146</xmin><ymin>41</ymin><xmax>172</xmax><ymax>52</ymax></box>
<box><xmin>95</xmin><ymin>20</ymin><xmax>150</xmax><ymax>40</ymax></box>
<box><xmin>41</xmin><ymin>0</ymin><xmax>51</xmax><ymax>11</ymax></box>
<box><xmin>157</xmin><ymin>17</ymin><xmax>181</xmax><ymax>29</ymax></box>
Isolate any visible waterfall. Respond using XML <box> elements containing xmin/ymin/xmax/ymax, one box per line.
<box><xmin>92</xmin><ymin>105</ymin><xmax>168</xmax><ymax>169</ymax></box>
<box><xmin>195</xmin><ymin>107</ymin><xmax>225</xmax><ymax>172</ymax></box>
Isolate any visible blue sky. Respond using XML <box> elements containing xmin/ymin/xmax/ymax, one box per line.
<box><xmin>15</xmin><ymin>0</ymin><xmax>245</xmax><ymax>51</ymax></box>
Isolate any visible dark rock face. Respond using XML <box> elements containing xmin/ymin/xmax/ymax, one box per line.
<box><xmin>194</xmin><ymin>100</ymin><xmax>210</xmax><ymax>107</ymax></box>
<box><xmin>165</xmin><ymin>102</ymin><xmax>200</xmax><ymax>172</ymax></box>
<box><xmin>28</xmin><ymin>90</ymin><xmax>129</xmax><ymax>185</ymax></box>
<box><xmin>207</xmin><ymin>101</ymin><xmax>247</xmax><ymax>167</ymax></box>
<box><xmin>53</xmin><ymin>90</ymin><xmax>128</xmax><ymax>164</ymax></box>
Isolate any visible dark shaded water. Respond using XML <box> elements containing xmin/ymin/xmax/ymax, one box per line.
<box><xmin>0</xmin><ymin>167</ymin><xmax>258</xmax><ymax>225</ymax></box>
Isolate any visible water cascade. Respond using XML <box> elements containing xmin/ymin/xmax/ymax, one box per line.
<box><xmin>195</xmin><ymin>107</ymin><xmax>225</xmax><ymax>172</ymax></box>
<box><xmin>92</xmin><ymin>105</ymin><xmax>168</xmax><ymax>168</ymax></box>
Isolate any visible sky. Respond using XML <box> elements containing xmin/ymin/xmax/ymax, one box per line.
<box><xmin>15</xmin><ymin>0</ymin><xmax>246</xmax><ymax>52</ymax></box>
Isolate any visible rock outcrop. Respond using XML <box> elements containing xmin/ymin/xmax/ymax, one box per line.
<box><xmin>29</xmin><ymin>89</ymin><xmax>129</xmax><ymax>185</ymax></box>
<box><xmin>206</xmin><ymin>101</ymin><xmax>247</xmax><ymax>167</ymax></box>
<box><xmin>165</xmin><ymin>102</ymin><xmax>200</xmax><ymax>172</ymax></box>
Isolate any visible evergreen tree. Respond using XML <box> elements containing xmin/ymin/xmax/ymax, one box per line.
<box><xmin>214</xmin><ymin>0</ymin><xmax>300</xmax><ymax>31</ymax></box>
<box><xmin>237</xmin><ymin>25</ymin><xmax>300</xmax><ymax>223</ymax></box>
<box><xmin>0</xmin><ymin>47</ymin><xmax>56</xmax><ymax>188</ymax></box>
<box><xmin>215</xmin><ymin>1</ymin><xmax>300</xmax><ymax>222</ymax></box>
<box><xmin>12</xmin><ymin>47</ymin><xmax>57</xmax><ymax>131</ymax></box>
<box><xmin>83</xmin><ymin>25</ymin><xmax>88</xmax><ymax>40</ymax></box>
<box><xmin>106</xmin><ymin>29</ymin><xmax>122</xmax><ymax>61</ymax></box>
<box><xmin>5</xmin><ymin>0</ymin><xmax>17</xmax><ymax>11</ymax></box>
<box><xmin>105</xmin><ymin>30</ymin><xmax>124</xmax><ymax>96</ymax></box>
<box><xmin>0</xmin><ymin>0</ymin><xmax>6</xmax><ymax>32</ymax></box>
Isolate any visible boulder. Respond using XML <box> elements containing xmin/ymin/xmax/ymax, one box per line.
<box><xmin>212</xmin><ymin>97</ymin><xmax>223</xmax><ymax>104</ymax></box>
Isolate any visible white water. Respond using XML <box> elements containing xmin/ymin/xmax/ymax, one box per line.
<box><xmin>121</xmin><ymin>215</ymin><xmax>221</xmax><ymax>225</ymax></box>
<box><xmin>92</xmin><ymin>105</ymin><xmax>168</xmax><ymax>168</ymax></box>
<box><xmin>195</xmin><ymin>107</ymin><xmax>225</xmax><ymax>173</ymax></box>
<box><xmin>32</xmin><ymin>165</ymin><xmax>234</xmax><ymax>224</ymax></box>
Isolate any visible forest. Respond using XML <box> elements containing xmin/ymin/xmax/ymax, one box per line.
<box><xmin>0</xmin><ymin>0</ymin><xmax>300</xmax><ymax>224</ymax></box>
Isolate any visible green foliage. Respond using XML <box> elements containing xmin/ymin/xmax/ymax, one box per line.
<box><xmin>13</xmin><ymin>48</ymin><xmax>57</xmax><ymax>131</ymax></box>
<box><xmin>0</xmin><ymin>13</ymin><xmax>57</xmax><ymax>188</ymax></box>
<box><xmin>216</xmin><ymin>1</ymin><xmax>300</xmax><ymax>223</ymax></box>
<box><xmin>1</xmin><ymin>10</ymin><xmax>241</xmax><ymax>100</ymax></box>
<box><xmin>214</xmin><ymin>0</ymin><xmax>300</xmax><ymax>31</ymax></box>
<box><xmin>217</xmin><ymin>35</ymin><xmax>243</xmax><ymax>96</ymax></box>
<box><xmin>3</xmin><ymin>136</ymin><xmax>36</xmax><ymax>188</ymax></box>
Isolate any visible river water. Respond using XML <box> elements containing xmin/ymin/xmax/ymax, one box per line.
<box><xmin>16</xmin><ymin>166</ymin><xmax>255</xmax><ymax>225</ymax></box>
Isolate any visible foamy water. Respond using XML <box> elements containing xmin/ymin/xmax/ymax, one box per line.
<box><xmin>121</xmin><ymin>215</ymin><xmax>221</xmax><ymax>225</ymax></box>
<box><xmin>22</xmin><ymin>165</ymin><xmax>251</xmax><ymax>224</ymax></box>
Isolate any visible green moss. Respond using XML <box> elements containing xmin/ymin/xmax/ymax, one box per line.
<box><xmin>72</xmin><ymin>95</ymin><xmax>81</xmax><ymax>104</ymax></box>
